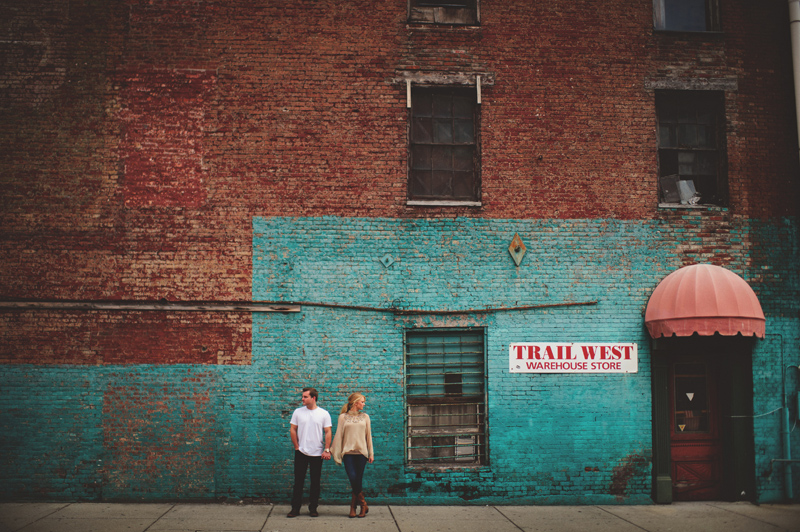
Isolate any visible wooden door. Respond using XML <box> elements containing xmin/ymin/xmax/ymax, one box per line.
<box><xmin>669</xmin><ymin>360</ymin><xmax>723</xmax><ymax>500</ymax></box>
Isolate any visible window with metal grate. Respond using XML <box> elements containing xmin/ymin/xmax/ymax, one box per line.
<box><xmin>409</xmin><ymin>87</ymin><xmax>480</xmax><ymax>202</ymax></box>
<box><xmin>405</xmin><ymin>329</ymin><xmax>486</xmax><ymax>466</ymax></box>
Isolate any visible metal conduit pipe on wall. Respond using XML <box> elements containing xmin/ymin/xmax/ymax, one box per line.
<box><xmin>771</xmin><ymin>330</ymin><xmax>797</xmax><ymax>501</ymax></box>
<box><xmin>786</xmin><ymin>0</ymin><xmax>800</xmax><ymax>501</ymax></box>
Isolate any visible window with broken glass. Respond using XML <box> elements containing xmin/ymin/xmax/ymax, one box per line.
<box><xmin>653</xmin><ymin>0</ymin><xmax>720</xmax><ymax>32</ymax></box>
<box><xmin>405</xmin><ymin>329</ymin><xmax>486</xmax><ymax>467</ymax></box>
<box><xmin>408</xmin><ymin>0</ymin><xmax>479</xmax><ymax>25</ymax></box>
<box><xmin>409</xmin><ymin>87</ymin><xmax>480</xmax><ymax>202</ymax></box>
<box><xmin>656</xmin><ymin>91</ymin><xmax>726</xmax><ymax>206</ymax></box>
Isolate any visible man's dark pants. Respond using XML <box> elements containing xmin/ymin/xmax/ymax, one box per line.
<box><xmin>291</xmin><ymin>450</ymin><xmax>323</xmax><ymax>512</ymax></box>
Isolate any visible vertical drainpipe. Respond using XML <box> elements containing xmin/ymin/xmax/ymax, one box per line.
<box><xmin>782</xmin><ymin>403</ymin><xmax>793</xmax><ymax>500</ymax></box>
<box><xmin>790</xmin><ymin>0</ymin><xmax>800</xmax><ymax>163</ymax></box>
<box><xmin>789</xmin><ymin>1</ymin><xmax>800</xmax><ymax>501</ymax></box>
<box><xmin>776</xmin><ymin>332</ymin><xmax>793</xmax><ymax>501</ymax></box>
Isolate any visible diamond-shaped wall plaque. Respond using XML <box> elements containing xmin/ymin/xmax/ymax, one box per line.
<box><xmin>508</xmin><ymin>233</ymin><xmax>526</xmax><ymax>266</ymax></box>
<box><xmin>380</xmin><ymin>254</ymin><xmax>396</xmax><ymax>268</ymax></box>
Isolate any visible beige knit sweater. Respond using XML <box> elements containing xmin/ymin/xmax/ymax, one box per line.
<box><xmin>331</xmin><ymin>412</ymin><xmax>374</xmax><ymax>464</ymax></box>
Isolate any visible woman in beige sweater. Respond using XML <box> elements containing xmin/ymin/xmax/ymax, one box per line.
<box><xmin>331</xmin><ymin>392</ymin><xmax>374</xmax><ymax>518</ymax></box>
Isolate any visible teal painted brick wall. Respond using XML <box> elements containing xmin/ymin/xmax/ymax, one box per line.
<box><xmin>251</xmin><ymin>216</ymin><xmax>662</xmax><ymax>503</ymax></box>
<box><xmin>752</xmin><ymin>322</ymin><xmax>800</xmax><ymax>503</ymax></box>
<box><xmin>0</xmin><ymin>368</ymin><xmax>103</xmax><ymax>500</ymax></box>
<box><xmin>0</xmin><ymin>366</ymin><xmax>221</xmax><ymax>500</ymax></box>
<box><xmin>247</xmin><ymin>215</ymin><xmax>798</xmax><ymax>504</ymax></box>
<box><xmin>2</xmin><ymin>215</ymin><xmax>797</xmax><ymax>503</ymax></box>
<box><xmin>748</xmin><ymin>220</ymin><xmax>800</xmax><ymax>501</ymax></box>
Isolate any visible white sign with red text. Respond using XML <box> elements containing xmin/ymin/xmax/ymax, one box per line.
<box><xmin>509</xmin><ymin>343</ymin><xmax>638</xmax><ymax>373</ymax></box>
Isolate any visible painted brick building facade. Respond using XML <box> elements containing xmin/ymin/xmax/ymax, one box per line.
<box><xmin>1</xmin><ymin>0</ymin><xmax>799</xmax><ymax>504</ymax></box>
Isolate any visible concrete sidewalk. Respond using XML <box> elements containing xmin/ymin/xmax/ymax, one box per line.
<box><xmin>1</xmin><ymin>501</ymin><xmax>799</xmax><ymax>532</ymax></box>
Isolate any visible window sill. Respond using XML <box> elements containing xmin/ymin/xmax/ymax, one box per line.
<box><xmin>406</xmin><ymin>22</ymin><xmax>481</xmax><ymax>29</ymax></box>
<box><xmin>407</xmin><ymin>200</ymin><xmax>482</xmax><ymax>207</ymax></box>
<box><xmin>405</xmin><ymin>464</ymin><xmax>490</xmax><ymax>471</ymax></box>
<box><xmin>658</xmin><ymin>203</ymin><xmax>728</xmax><ymax>211</ymax></box>
<box><xmin>652</xmin><ymin>29</ymin><xmax>724</xmax><ymax>37</ymax></box>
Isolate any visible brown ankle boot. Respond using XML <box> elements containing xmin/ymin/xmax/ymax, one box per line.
<box><xmin>357</xmin><ymin>491</ymin><xmax>368</xmax><ymax>518</ymax></box>
<box><xmin>349</xmin><ymin>493</ymin><xmax>357</xmax><ymax>518</ymax></box>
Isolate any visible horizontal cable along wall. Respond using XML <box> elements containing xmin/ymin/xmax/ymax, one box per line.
<box><xmin>406</xmin><ymin>329</ymin><xmax>486</xmax><ymax>466</ymax></box>
<box><xmin>0</xmin><ymin>299</ymin><xmax>597</xmax><ymax>314</ymax></box>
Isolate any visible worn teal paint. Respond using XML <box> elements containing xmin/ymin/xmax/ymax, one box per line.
<box><xmin>752</xmin><ymin>318</ymin><xmax>800</xmax><ymax>502</ymax></box>
<box><xmin>0</xmin><ymin>368</ymin><xmax>104</xmax><ymax>500</ymax></box>
<box><xmin>1</xmin><ymin>216</ymin><xmax>797</xmax><ymax>503</ymax></box>
<box><xmin>250</xmin><ymin>216</ymin><xmax>799</xmax><ymax>504</ymax></box>
<box><xmin>0</xmin><ymin>366</ymin><xmax>219</xmax><ymax>500</ymax></box>
<box><xmin>747</xmin><ymin>219</ymin><xmax>800</xmax><ymax>502</ymax></box>
<box><xmin>253</xmin><ymin>216</ymin><xmax>674</xmax><ymax>310</ymax></box>
<box><xmin>100</xmin><ymin>367</ymin><xmax>220</xmax><ymax>499</ymax></box>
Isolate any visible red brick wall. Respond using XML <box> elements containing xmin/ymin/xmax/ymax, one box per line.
<box><xmin>1</xmin><ymin>0</ymin><xmax>797</xmax><ymax>362</ymax></box>
<box><xmin>1</xmin><ymin>0</ymin><xmax>798</xmax><ymax>503</ymax></box>
<box><xmin>1</xmin><ymin>311</ymin><xmax>250</xmax><ymax>365</ymax></box>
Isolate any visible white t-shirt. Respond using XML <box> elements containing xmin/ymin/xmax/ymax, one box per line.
<box><xmin>290</xmin><ymin>406</ymin><xmax>332</xmax><ymax>456</ymax></box>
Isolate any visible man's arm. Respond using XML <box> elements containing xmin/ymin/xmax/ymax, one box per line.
<box><xmin>290</xmin><ymin>423</ymin><xmax>299</xmax><ymax>451</ymax></box>
<box><xmin>321</xmin><ymin>426</ymin><xmax>332</xmax><ymax>460</ymax></box>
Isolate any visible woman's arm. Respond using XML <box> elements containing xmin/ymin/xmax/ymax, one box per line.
<box><xmin>330</xmin><ymin>414</ymin><xmax>346</xmax><ymax>464</ymax></box>
<box><xmin>366</xmin><ymin>415</ymin><xmax>374</xmax><ymax>463</ymax></box>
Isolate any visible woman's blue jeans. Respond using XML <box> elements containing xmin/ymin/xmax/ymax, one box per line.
<box><xmin>342</xmin><ymin>454</ymin><xmax>368</xmax><ymax>494</ymax></box>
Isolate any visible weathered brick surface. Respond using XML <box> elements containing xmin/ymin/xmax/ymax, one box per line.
<box><xmin>0</xmin><ymin>311</ymin><xmax>251</xmax><ymax>365</ymax></box>
<box><xmin>119</xmin><ymin>69</ymin><xmax>216</xmax><ymax>209</ymax></box>
<box><xmin>102</xmin><ymin>368</ymin><xmax>218</xmax><ymax>499</ymax></box>
<box><xmin>0</xmin><ymin>0</ymin><xmax>798</xmax><ymax>503</ymax></box>
<box><xmin>246</xmin><ymin>215</ymin><xmax>797</xmax><ymax>504</ymax></box>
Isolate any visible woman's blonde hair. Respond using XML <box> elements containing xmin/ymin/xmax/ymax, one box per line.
<box><xmin>340</xmin><ymin>392</ymin><xmax>365</xmax><ymax>414</ymax></box>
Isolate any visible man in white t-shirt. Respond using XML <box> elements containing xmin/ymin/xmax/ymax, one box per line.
<box><xmin>288</xmin><ymin>387</ymin><xmax>332</xmax><ymax>518</ymax></box>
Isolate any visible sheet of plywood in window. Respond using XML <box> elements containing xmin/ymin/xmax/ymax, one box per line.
<box><xmin>409</xmin><ymin>4</ymin><xmax>477</xmax><ymax>25</ymax></box>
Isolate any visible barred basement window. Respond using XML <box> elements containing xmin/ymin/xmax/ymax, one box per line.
<box><xmin>408</xmin><ymin>0</ymin><xmax>479</xmax><ymax>25</ymax></box>
<box><xmin>653</xmin><ymin>0</ymin><xmax>720</xmax><ymax>32</ymax></box>
<box><xmin>405</xmin><ymin>329</ymin><xmax>486</xmax><ymax>466</ymax></box>
<box><xmin>409</xmin><ymin>87</ymin><xmax>480</xmax><ymax>202</ymax></box>
<box><xmin>656</xmin><ymin>91</ymin><xmax>727</xmax><ymax>206</ymax></box>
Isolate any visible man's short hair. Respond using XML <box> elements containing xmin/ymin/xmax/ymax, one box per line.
<box><xmin>302</xmin><ymin>387</ymin><xmax>318</xmax><ymax>400</ymax></box>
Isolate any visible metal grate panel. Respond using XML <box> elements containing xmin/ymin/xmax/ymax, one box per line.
<box><xmin>406</xmin><ymin>330</ymin><xmax>486</xmax><ymax>465</ymax></box>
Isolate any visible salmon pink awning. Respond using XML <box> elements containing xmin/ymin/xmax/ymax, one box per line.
<box><xmin>645</xmin><ymin>264</ymin><xmax>765</xmax><ymax>339</ymax></box>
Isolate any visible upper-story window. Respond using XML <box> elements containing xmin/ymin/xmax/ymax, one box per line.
<box><xmin>409</xmin><ymin>87</ymin><xmax>480</xmax><ymax>203</ymax></box>
<box><xmin>408</xmin><ymin>0</ymin><xmax>479</xmax><ymax>25</ymax></box>
<box><xmin>656</xmin><ymin>91</ymin><xmax>727</xmax><ymax>207</ymax></box>
<box><xmin>653</xmin><ymin>0</ymin><xmax>720</xmax><ymax>32</ymax></box>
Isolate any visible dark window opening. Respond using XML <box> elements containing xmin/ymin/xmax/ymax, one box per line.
<box><xmin>418</xmin><ymin>0</ymin><xmax>471</xmax><ymax>6</ymax></box>
<box><xmin>406</xmin><ymin>329</ymin><xmax>486</xmax><ymax>466</ymax></box>
<box><xmin>656</xmin><ymin>91</ymin><xmax>727</xmax><ymax>206</ymax></box>
<box><xmin>409</xmin><ymin>87</ymin><xmax>480</xmax><ymax>202</ymax></box>
<box><xmin>654</xmin><ymin>0</ymin><xmax>720</xmax><ymax>32</ymax></box>
<box><xmin>408</xmin><ymin>0</ymin><xmax>478</xmax><ymax>25</ymax></box>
